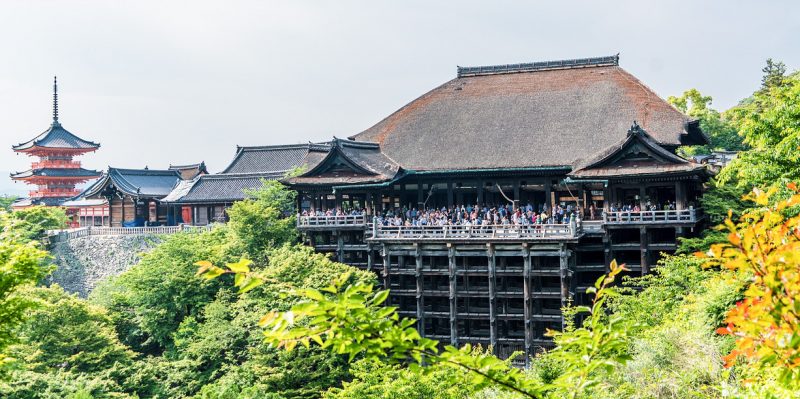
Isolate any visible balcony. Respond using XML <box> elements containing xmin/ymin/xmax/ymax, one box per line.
<box><xmin>296</xmin><ymin>214</ymin><xmax>368</xmax><ymax>230</ymax></box>
<box><xmin>31</xmin><ymin>160</ymin><xmax>81</xmax><ymax>169</ymax></box>
<box><xmin>369</xmin><ymin>223</ymin><xmax>581</xmax><ymax>242</ymax></box>
<box><xmin>30</xmin><ymin>188</ymin><xmax>82</xmax><ymax>198</ymax></box>
<box><xmin>602</xmin><ymin>209</ymin><xmax>701</xmax><ymax>226</ymax></box>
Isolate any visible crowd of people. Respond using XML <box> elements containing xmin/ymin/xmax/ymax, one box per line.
<box><xmin>609</xmin><ymin>200</ymin><xmax>677</xmax><ymax>213</ymax></box>
<box><xmin>301</xmin><ymin>199</ymin><xmax>682</xmax><ymax>227</ymax></box>
<box><xmin>302</xmin><ymin>203</ymin><xmax>583</xmax><ymax>227</ymax></box>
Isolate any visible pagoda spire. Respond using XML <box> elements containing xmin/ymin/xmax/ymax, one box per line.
<box><xmin>52</xmin><ymin>76</ymin><xmax>60</xmax><ymax>126</ymax></box>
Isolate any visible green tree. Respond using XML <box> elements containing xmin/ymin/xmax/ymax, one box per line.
<box><xmin>0</xmin><ymin>209</ymin><xmax>55</xmax><ymax>363</ymax></box>
<box><xmin>718</xmin><ymin>65</ymin><xmax>799</xmax><ymax>190</ymax></box>
<box><xmin>667</xmin><ymin>88</ymin><xmax>745</xmax><ymax>154</ymax></box>
<box><xmin>226</xmin><ymin>180</ymin><xmax>298</xmax><ymax>260</ymax></box>
<box><xmin>0</xmin><ymin>286</ymin><xmax>152</xmax><ymax>399</ymax></box>
<box><xmin>198</xmin><ymin>259</ymin><xmax>632</xmax><ymax>399</ymax></box>
<box><xmin>0</xmin><ymin>196</ymin><xmax>17</xmax><ymax>212</ymax></box>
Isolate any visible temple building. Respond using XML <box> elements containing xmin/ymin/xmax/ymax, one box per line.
<box><xmin>281</xmin><ymin>55</ymin><xmax>710</xmax><ymax>363</ymax></box>
<box><xmin>163</xmin><ymin>143</ymin><xmax>329</xmax><ymax>224</ymax></box>
<box><xmin>10</xmin><ymin>77</ymin><xmax>101</xmax><ymax>225</ymax></box>
<box><xmin>76</xmin><ymin>164</ymin><xmax>206</xmax><ymax>227</ymax></box>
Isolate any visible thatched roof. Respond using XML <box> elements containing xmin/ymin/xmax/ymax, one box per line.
<box><xmin>351</xmin><ymin>55</ymin><xmax>706</xmax><ymax>172</ymax></box>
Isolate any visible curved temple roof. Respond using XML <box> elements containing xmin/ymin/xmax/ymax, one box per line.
<box><xmin>11</xmin><ymin>167</ymin><xmax>101</xmax><ymax>180</ymax></box>
<box><xmin>352</xmin><ymin>55</ymin><xmax>706</xmax><ymax>172</ymax></box>
<box><xmin>13</xmin><ymin>123</ymin><xmax>100</xmax><ymax>152</ymax></box>
<box><xmin>83</xmin><ymin>167</ymin><xmax>183</xmax><ymax>198</ymax></box>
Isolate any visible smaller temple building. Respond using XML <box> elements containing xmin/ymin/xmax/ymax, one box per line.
<box><xmin>11</xmin><ymin>77</ymin><xmax>101</xmax><ymax>226</ymax></box>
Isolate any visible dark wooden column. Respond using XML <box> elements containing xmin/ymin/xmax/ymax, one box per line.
<box><xmin>545</xmin><ymin>181</ymin><xmax>553</xmax><ymax>212</ymax></box>
<box><xmin>487</xmin><ymin>243</ymin><xmax>497</xmax><ymax>351</ymax></box>
<box><xmin>513</xmin><ymin>181</ymin><xmax>520</xmax><ymax>209</ymax></box>
<box><xmin>447</xmin><ymin>181</ymin><xmax>454</xmax><ymax>208</ymax></box>
<box><xmin>559</xmin><ymin>246</ymin><xmax>570</xmax><ymax>330</ymax></box>
<box><xmin>675</xmin><ymin>181</ymin><xmax>687</xmax><ymax>209</ymax></box>
<box><xmin>365</xmin><ymin>192</ymin><xmax>373</xmax><ymax>215</ymax></box>
<box><xmin>336</xmin><ymin>232</ymin><xmax>344</xmax><ymax>263</ymax></box>
<box><xmin>639</xmin><ymin>185</ymin><xmax>647</xmax><ymax>209</ymax></box>
<box><xmin>415</xmin><ymin>245</ymin><xmax>425</xmax><ymax>336</ymax></box>
<box><xmin>381</xmin><ymin>244</ymin><xmax>390</xmax><ymax>294</ymax></box>
<box><xmin>522</xmin><ymin>244</ymin><xmax>532</xmax><ymax>367</ymax></box>
<box><xmin>417</xmin><ymin>183</ymin><xmax>424</xmax><ymax>209</ymax></box>
<box><xmin>640</xmin><ymin>227</ymin><xmax>649</xmax><ymax>275</ymax></box>
<box><xmin>603</xmin><ymin>233</ymin><xmax>613</xmax><ymax>273</ymax></box>
<box><xmin>447</xmin><ymin>244</ymin><xmax>458</xmax><ymax>347</ymax></box>
<box><xmin>366</xmin><ymin>243</ymin><xmax>374</xmax><ymax>273</ymax></box>
<box><xmin>477</xmin><ymin>180</ymin><xmax>484</xmax><ymax>206</ymax></box>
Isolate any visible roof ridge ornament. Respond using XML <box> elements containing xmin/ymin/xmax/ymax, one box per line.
<box><xmin>52</xmin><ymin>76</ymin><xmax>60</xmax><ymax>126</ymax></box>
<box><xmin>628</xmin><ymin>120</ymin><xmax>643</xmax><ymax>137</ymax></box>
<box><xmin>456</xmin><ymin>54</ymin><xmax>620</xmax><ymax>78</ymax></box>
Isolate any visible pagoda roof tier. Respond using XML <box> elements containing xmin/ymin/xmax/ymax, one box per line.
<box><xmin>10</xmin><ymin>167</ymin><xmax>102</xmax><ymax>180</ymax></box>
<box><xmin>13</xmin><ymin>122</ymin><xmax>100</xmax><ymax>153</ymax></box>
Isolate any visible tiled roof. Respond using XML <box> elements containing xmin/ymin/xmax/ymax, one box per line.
<box><xmin>11</xmin><ymin>168</ymin><xmax>101</xmax><ymax>179</ymax></box>
<box><xmin>222</xmin><ymin>144</ymin><xmax>330</xmax><ymax>174</ymax></box>
<box><xmin>12</xmin><ymin>123</ymin><xmax>100</xmax><ymax>151</ymax></box>
<box><xmin>84</xmin><ymin>167</ymin><xmax>182</xmax><ymax>198</ymax></box>
<box><xmin>169</xmin><ymin>161</ymin><xmax>208</xmax><ymax>180</ymax></box>
<box><xmin>285</xmin><ymin>138</ymin><xmax>400</xmax><ymax>186</ymax></box>
<box><xmin>166</xmin><ymin>172</ymin><xmax>284</xmax><ymax>204</ymax></box>
<box><xmin>569</xmin><ymin>123</ymin><xmax>707</xmax><ymax>178</ymax></box>
<box><xmin>352</xmin><ymin>55</ymin><xmax>706</xmax><ymax>171</ymax></box>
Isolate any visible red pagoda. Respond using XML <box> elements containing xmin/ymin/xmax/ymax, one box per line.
<box><xmin>11</xmin><ymin>77</ymin><xmax>101</xmax><ymax>211</ymax></box>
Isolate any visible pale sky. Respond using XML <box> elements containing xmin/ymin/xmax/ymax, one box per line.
<box><xmin>1</xmin><ymin>1</ymin><xmax>798</xmax><ymax>195</ymax></box>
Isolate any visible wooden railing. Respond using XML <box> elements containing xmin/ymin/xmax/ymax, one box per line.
<box><xmin>31</xmin><ymin>160</ymin><xmax>82</xmax><ymax>169</ymax></box>
<box><xmin>602</xmin><ymin>208</ymin><xmax>700</xmax><ymax>224</ymax></box>
<box><xmin>297</xmin><ymin>214</ymin><xmax>368</xmax><ymax>227</ymax></box>
<box><xmin>48</xmin><ymin>225</ymin><xmax>212</xmax><ymax>241</ymax></box>
<box><xmin>371</xmin><ymin>222</ymin><xmax>580</xmax><ymax>241</ymax></box>
<box><xmin>30</xmin><ymin>189</ymin><xmax>82</xmax><ymax>198</ymax></box>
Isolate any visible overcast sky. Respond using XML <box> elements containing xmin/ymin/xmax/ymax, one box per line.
<box><xmin>1</xmin><ymin>1</ymin><xmax>798</xmax><ymax>195</ymax></box>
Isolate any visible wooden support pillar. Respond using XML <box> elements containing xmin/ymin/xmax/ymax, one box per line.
<box><xmin>522</xmin><ymin>244</ymin><xmax>532</xmax><ymax>368</ymax></box>
<box><xmin>603</xmin><ymin>233</ymin><xmax>613</xmax><ymax>273</ymax></box>
<box><xmin>603</xmin><ymin>185</ymin><xmax>611</xmax><ymax>213</ymax></box>
<box><xmin>415</xmin><ymin>245</ymin><xmax>425</xmax><ymax>336</ymax></box>
<box><xmin>639</xmin><ymin>185</ymin><xmax>647</xmax><ymax>209</ymax></box>
<box><xmin>447</xmin><ymin>181</ymin><xmax>454</xmax><ymax>208</ymax></box>
<box><xmin>335</xmin><ymin>191</ymin><xmax>342</xmax><ymax>212</ymax></box>
<box><xmin>447</xmin><ymin>244</ymin><xmax>458</xmax><ymax>347</ymax></box>
<box><xmin>640</xmin><ymin>227</ymin><xmax>649</xmax><ymax>275</ymax></box>
<box><xmin>533</xmin><ymin>256</ymin><xmax>543</xmax><ymax>339</ymax></box>
<box><xmin>580</xmin><ymin>185</ymin><xmax>588</xmax><ymax>217</ymax></box>
<box><xmin>381</xmin><ymin>244</ymin><xmax>390</xmax><ymax>293</ymax></box>
<box><xmin>335</xmin><ymin>232</ymin><xmax>344</xmax><ymax>263</ymax></box>
<box><xmin>417</xmin><ymin>183</ymin><xmax>424</xmax><ymax>209</ymax></box>
<box><xmin>366</xmin><ymin>244</ymin><xmax>374</xmax><ymax>273</ymax></box>
<box><xmin>545</xmin><ymin>181</ymin><xmax>553</xmax><ymax>212</ymax></box>
<box><xmin>513</xmin><ymin>180</ymin><xmax>520</xmax><ymax>210</ymax></box>
<box><xmin>675</xmin><ymin>181</ymin><xmax>687</xmax><ymax>210</ymax></box>
<box><xmin>477</xmin><ymin>180</ymin><xmax>484</xmax><ymax>206</ymax></box>
<box><xmin>365</xmin><ymin>192</ymin><xmax>373</xmax><ymax>215</ymax></box>
<box><xmin>559</xmin><ymin>247</ymin><xmax>570</xmax><ymax>330</ymax></box>
<box><xmin>487</xmin><ymin>244</ymin><xmax>497</xmax><ymax>351</ymax></box>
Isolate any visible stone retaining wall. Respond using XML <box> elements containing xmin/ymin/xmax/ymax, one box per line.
<box><xmin>47</xmin><ymin>235</ymin><xmax>163</xmax><ymax>297</ymax></box>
